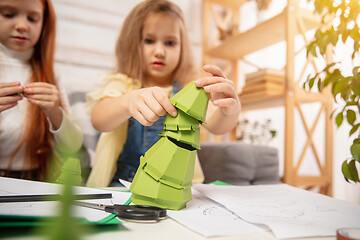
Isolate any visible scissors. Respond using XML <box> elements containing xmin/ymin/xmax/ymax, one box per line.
<box><xmin>74</xmin><ymin>201</ymin><xmax>167</xmax><ymax>221</ymax></box>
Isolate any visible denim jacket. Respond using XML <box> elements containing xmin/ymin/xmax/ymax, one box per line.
<box><xmin>111</xmin><ymin>82</ymin><xmax>180</xmax><ymax>185</ymax></box>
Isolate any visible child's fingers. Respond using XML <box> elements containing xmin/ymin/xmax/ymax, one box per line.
<box><xmin>153</xmin><ymin>89</ymin><xmax>177</xmax><ymax>117</ymax></box>
<box><xmin>195</xmin><ymin>76</ymin><xmax>234</xmax><ymax>88</ymax></box>
<box><xmin>0</xmin><ymin>103</ymin><xmax>18</xmax><ymax>112</ymax></box>
<box><xmin>25</xmin><ymin>82</ymin><xmax>54</xmax><ymax>88</ymax></box>
<box><xmin>24</xmin><ymin>85</ymin><xmax>58</xmax><ymax>96</ymax></box>
<box><xmin>203</xmin><ymin>65</ymin><xmax>226</xmax><ymax>78</ymax></box>
<box><xmin>137</xmin><ymin>102</ymin><xmax>161</xmax><ymax>124</ymax></box>
<box><xmin>145</xmin><ymin>93</ymin><xmax>167</xmax><ymax>117</ymax></box>
<box><xmin>132</xmin><ymin>109</ymin><xmax>155</xmax><ymax>126</ymax></box>
<box><xmin>0</xmin><ymin>95</ymin><xmax>23</xmax><ymax>106</ymax></box>
<box><xmin>0</xmin><ymin>83</ymin><xmax>24</xmax><ymax>97</ymax></box>
<box><xmin>212</xmin><ymin>98</ymin><xmax>237</xmax><ymax>107</ymax></box>
<box><xmin>25</xmin><ymin>94</ymin><xmax>57</xmax><ymax>102</ymax></box>
<box><xmin>203</xmin><ymin>82</ymin><xmax>236</xmax><ymax>97</ymax></box>
<box><xmin>0</xmin><ymin>82</ymin><xmax>21</xmax><ymax>87</ymax></box>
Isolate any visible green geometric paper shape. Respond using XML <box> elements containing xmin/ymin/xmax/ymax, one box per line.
<box><xmin>159</xmin><ymin>128</ymin><xmax>200</xmax><ymax>150</ymax></box>
<box><xmin>130</xmin><ymin>167</ymin><xmax>191</xmax><ymax>210</ymax></box>
<box><xmin>170</xmin><ymin>82</ymin><xmax>210</xmax><ymax>123</ymax></box>
<box><xmin>56</xmin><ymin>157</ymin><xmax>82</xmax><ymax>186</ymax></box>
<box><xmin>131</xmin><ymin>194</ymin><xmax>187</xmax><ymax>211</ymax></box>
<box><xmin>142</xmin><ymin>137</ymin><xmax>196</xmax><ymax>188</ymax></box>
<box><xmin>163</xmin><ymin>108</ymin><xmax>200</xmax><ymax>131</ymax></box>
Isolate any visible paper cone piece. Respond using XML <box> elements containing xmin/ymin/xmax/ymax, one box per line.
<box><xmin>142</xmin><ymin>137</ymin><xmax>196</xmax><ymax>188</ymax></box>
<box><xmin>56</xmin><ymin>157</ymin><xmax>82</xmax><ymax>186</ymax></box>
<box><xmin>131</xmin><ymin>194</ymin><xmax>187</xmax><ymax>211</ymax></box>
<box><xmin>163</xmin><ymin>108</ymin><xmax>200</xmax><ymax>131</ymax></box>
<box><xmin>130</xmin><ymin>167</ymin><xmax>192</xmax><ymax>210</ymax></box>
<box><xmin>159</xmin><ymin>128</ymin><xmax>200</xmax><ymax>150</ymax></box>
<box><xmin>170</xmin><ymin>82</ymin><xmax>209</xmax><ymax>123</ymax></box>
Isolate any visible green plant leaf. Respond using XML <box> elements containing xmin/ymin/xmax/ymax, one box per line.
<box><xmin>350</xmin><ymin>123</ymin><xmax>360</xmax><ymax>137</ymax></box>
<box><xmin>317</xmin><ymin>77</ymin><xmax>322</xmax><ymax>91</ymax></box>
<box><xmin>351</xmin><ymin>142</ymin><xmax>360</xmax><ymax>162</ymax></box>
<box><xmin>348</xmin><ymin>160</ymin><xmax>360</xmax><ymax>182</ymax></box>
<box><xmin>335</xmin><ymin>112</ymin><xmax>344</xmax><ymax>127</ymax></box>
<box><xmin>332</xmin><ymin>77</ymin><xmax>348</xmax><ymax>96</ymax></box>
<box><xmin>346</xmin><ymin>109</ymin><xmax>356</xmax><ymax>125</ymax></box>
<box><xmin>322</xmin><ymin>62</ymin><xmax>337</xmax><ymax>73</ymax></box>
<box><xmin>353</xmin><ymin>66</ymin><xmax>360</xmax><ymax>80</ymax></box>
<box><xmin>306</xmin><ymin>41</ymin><xmax>317</xmax><ymax>57</ymax></box>
<box><xmin>342</xmin><ymin>160</ymin><xmax>352</xmax><ymax>182</ymax></box>
<box><xmin>309</xmin><ymin>77</ymin><xmax>315</xmax><ymax>89</ymax></box>
<box><xmin>341</xmin><ymin>30</ymin><xmax>350</xmax><ymax>43</ymax></box>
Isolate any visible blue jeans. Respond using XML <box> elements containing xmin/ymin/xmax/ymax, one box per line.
<box><xmin>110</xmin><ymin>116</ymin><xmax>165</xmax><ymax>186</ymax></box>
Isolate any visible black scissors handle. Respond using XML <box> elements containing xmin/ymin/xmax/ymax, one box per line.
<box><xmin>104</xmin><ymin>205</ymin><xmax>166</xmax><ymax>221</ymax></box>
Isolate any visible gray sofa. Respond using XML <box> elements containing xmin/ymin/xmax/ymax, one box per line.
<box><xmin>197</xmin><ymin>142</ymin><xmax>279</xmax><ymax>185</ymax></box>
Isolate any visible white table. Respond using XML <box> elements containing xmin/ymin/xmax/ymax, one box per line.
<box><xmin>86</xmin><ymin>217</ymin><xmax>336</xmax><ymax>240</ymax></box>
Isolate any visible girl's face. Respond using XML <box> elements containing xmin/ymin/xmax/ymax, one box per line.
<box><xmin>141</xmin><ymin>13</ymin><xmax>181</xmax><ymax>86</ymax></box>
<box><xmin>0</xmin><ymin>0</ymin><xmax>44</xmax><ymax>52</ymax></box>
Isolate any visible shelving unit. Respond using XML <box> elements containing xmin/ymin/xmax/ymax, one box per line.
<box><xmin>202</xmin><ymin>0</ymin><xmax>333</xmax><ymax>195</ymax></box>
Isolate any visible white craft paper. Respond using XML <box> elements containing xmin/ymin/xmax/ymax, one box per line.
<box><xmin>193</xmin><ymin>184</ymin><xmax>360</xmax><ymax>239</ymax></box>
<box><xmin>167</xmin><ymin>189</ymin><xmax>267</xmax><ymax>237</ymax></box>
<box><xmin>0</xmin><ymin>177</ymin><xmax>132</xmax><ymax>222</ymax></box>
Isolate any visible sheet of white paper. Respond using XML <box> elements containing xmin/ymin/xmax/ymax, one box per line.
<box><xmin>167</xmin><ymin>189</ymin><xmax>267</xmax><ymax>237</ymax></box>
<box><xmin>0</xmin><ymin>177</ymin><xmax>132</xmax><ymax>222</ymax></box>
<box><xmin>119</xmin><ymin>179</ymin><xmax>132</xmax><ymax>190</ymax></box>
<box><xmin>193</xmin><ymin>184</ymin><xmax>360</xmax><ymax>239</ymax></box>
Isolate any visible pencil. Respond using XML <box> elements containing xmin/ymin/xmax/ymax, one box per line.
<box><xmin>0</xmin><ymin>193</ymin><xmax>113</xmax><ymax>203</ymax></box>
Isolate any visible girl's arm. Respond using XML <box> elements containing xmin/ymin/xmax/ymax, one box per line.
<box><xmin>195</xmin><ymin>65</ymin><xmax>241</xmax><ymax>135</ymax></box>
<box><xmin>24</xmin><ymin>82</ymin><xmax>83</xmax><ymax>154</ymax></box>
<box><xmin>91</xmin><ymin>86</ymin><xmax>177</xmax><ymax>132</ymax></box>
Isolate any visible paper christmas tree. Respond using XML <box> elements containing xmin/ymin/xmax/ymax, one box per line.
<box><xmin>130</xmin><ymin>82</ymin><xmax>209</xmax><ymax>210</ymax></box>
<box><xmin>56</xmin><ymin>157</ymin><xmax>82</xmax><ymax>186</ymax></box>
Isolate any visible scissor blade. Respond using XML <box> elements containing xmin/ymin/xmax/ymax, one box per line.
<box><xmin>73</xmin><ymin>201</ymin><xmax>107</xmax><ymax>211</ymax></box>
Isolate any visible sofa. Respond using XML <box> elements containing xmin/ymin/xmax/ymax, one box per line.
<box><xmin>197</xmin><ymin>142</ymin><xmax>280</xmax><ymax>185</ymax></box>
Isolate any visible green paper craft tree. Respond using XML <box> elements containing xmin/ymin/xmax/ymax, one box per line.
<box><xmin>130</xmin><ymin>82</ymin><xmax>210</xmax><ymax>210</ymax></box>
<box><xmin>36</xmin><ymin>157</ymin><xmax>85</xmax><ymax>239</ymax></box>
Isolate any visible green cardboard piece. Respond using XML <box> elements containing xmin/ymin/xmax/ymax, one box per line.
<box><xmin>163</xmin><ymin>108</ymin><xmax>200</xmax><ymax>131</ymax></box>
<box><xmin>142</xmin><ymin>137</ymin><xmax>196</xmax><ymax>187</ymax></box>
<box><xmin>170</xmin><ymin>82</ymin><xmax>210</xmax><ymax>123</ymax></box>
<box><xmin>159</xmin><ymin>128</ymin><xmax>200</xmax><ymax>149</ymax></box>
<box><xmin>131</xmin><ymin>194</ymin><xmax>186</xmax><ymax>211</ymax></box>
<box><xmin>56</xmin><ymin>158</ymin><xmax>82</xmax><ymax>186</ymax></box>
<box><xmin>130</xmin><ymin>168</ymin><xmax>192</xmax><ymax>210</ymax></box>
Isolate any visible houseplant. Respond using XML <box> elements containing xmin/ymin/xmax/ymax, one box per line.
<box><xmin>304</xmin><ymin>0</ymin><xmax>360</xmax><ymax>183</ymax></box>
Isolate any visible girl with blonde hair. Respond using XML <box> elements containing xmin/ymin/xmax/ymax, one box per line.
<box><xmin>86</xmin><ymin>0</ymin><xmax>241</xmax><ymax>187</ymax></box>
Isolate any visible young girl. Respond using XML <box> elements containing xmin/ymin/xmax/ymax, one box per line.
<box><xmin>86</xmin><ymin>0</ymin><xmax>241</xmax><ymax>187</ymax></box>
<box><xmin>0</xmin><ymin>0</ymin><xmax>83</xmax><ymax>181</ymax></box>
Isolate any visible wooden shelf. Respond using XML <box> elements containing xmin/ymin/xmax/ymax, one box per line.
<box><xmin>241</xmin><ymin>95</ymin><xmax>284</xmax><ymax>111</ymax></box>
<box><xmin>205</xmin><ymin>0</ymin><xmax>246</xmax><ymax>8</ymax></box>
<box><xmin>202</xmin><ymin>0</ymin><xmax>333</xmax><ymax>195</ymax></box>
<box><xmin>206</xmin><ymin>8</ymin><xmax>321</xmax><ymax>60</ymax></box>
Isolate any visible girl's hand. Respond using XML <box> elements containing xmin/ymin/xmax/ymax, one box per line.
<box><xmin>126</xmin><ymin>86</ymin><xmax>177</xmax><ymax>126</ymax></box>
<box><xmin>0</xmin><ymin>82</ymin><xmax>24</xmax><ymax>113</ymax></box>
<box><xmin>24</xmin><ymin>82</ymin><xmax>63</xmax><ymax>129</ymax></box>
<box><xmin>195</xmin><ymin>65</ymin><xmax>241</xmax><ymax>116</ymax></box>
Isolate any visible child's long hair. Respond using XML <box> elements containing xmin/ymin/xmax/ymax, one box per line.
<box><xmin>115</xmin><ymin>0</ymin><xmax>197</xmax><ymax>87</ymax></box>
<box><xmin>9</xmin><ymin>0</ymin><xmax>58</xmax><ymax>181</ymax></box>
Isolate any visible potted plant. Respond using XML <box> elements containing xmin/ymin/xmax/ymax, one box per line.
<box><xmin>304</xmin><ymin>0</ymin><xmax>360</xmax><ymax>183</ymax></box>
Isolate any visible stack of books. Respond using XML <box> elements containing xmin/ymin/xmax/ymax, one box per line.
<box><xmin>240</xmin><ymin>68</ymin><xmax>285</xmax><ymax>103</ymax></box>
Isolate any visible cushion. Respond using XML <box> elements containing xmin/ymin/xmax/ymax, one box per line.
<box><xmin>197</xmin><ymin>142</ymin><xmax>279</xmax><ymax>185</ymax></box>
